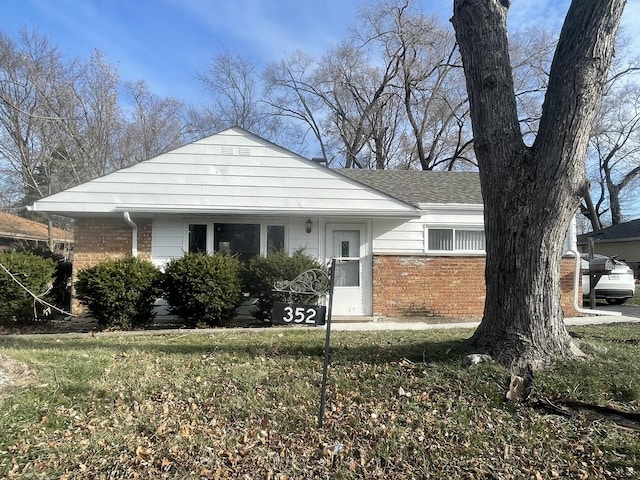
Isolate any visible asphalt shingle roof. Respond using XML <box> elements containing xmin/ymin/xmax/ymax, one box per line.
<box><xmin>0</xmin><ymin>212</ymin><xmax>73</xmax><ymax>243</ymax></box>
<box><xmin>577</xmin><ymin>218</ymin><xmax>640</xmax><ymax>242</ymax></box>
<box><xmin>337</xmin><ymin>170</ymin><xmax>483</xmax><ymax>207</ymax></box>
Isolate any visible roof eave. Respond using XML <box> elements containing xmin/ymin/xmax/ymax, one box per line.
<box><xmin>30</xmin><ymin>205</ymin><xmax>421</xmax><ymax>219</ymax></box>
<box><xmin>577</xmin><ymin>235</ymin><xmax>640</xmax><ymax>244</ymax></box>
<box><xmin>418</xmin><ymin>202</ymin><xmax>484</xmax><ymax>211</ymax></box>
<box><xmin>118</xmin><ymin>206</ymin><xmax>421</xmax><ymax>218</ymax></box>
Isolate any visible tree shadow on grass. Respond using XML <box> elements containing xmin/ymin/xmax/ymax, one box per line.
<box><xmin>0</xmin><ymin>329</ymin><xmax>478</xmax><ymax>367</ymax></box>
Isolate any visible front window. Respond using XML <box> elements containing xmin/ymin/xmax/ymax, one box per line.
<box><xmin>426</xmin><ymin>227</ymin><xmax>485</xmax><ymax>253</ymax></box>
<box><xmin>214</xmin><ymin>223</ymin><xmax>260</xmax><ymax>263</ymax></box>
<box><xmin>267</xmin><ymin>225</ymin><xmax>285</xmax><ymax>254</ymax></box>
<box><xmin>186</xmin><ymin>221</ymin><xmax>287</xmax><ymax>259</ymax></box>
<box><xmin>188</xmin><ymin>224</ymin><xmax>207</xmax><ymax>253</ymax></box>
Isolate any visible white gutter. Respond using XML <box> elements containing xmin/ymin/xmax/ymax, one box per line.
<box><xmin>567</xmin><ymin>217</ymin><xmax>620</xmax><ymax>316</ymax></box>
<box><xmin>111</xmin><ymin>206</ymin><xmax>420</xmax><ymax>218</ymax></box>
<box><xmin>123</xmin><ymin>212</ymin><xmax>138</xmax><ymax>257</ymax></box>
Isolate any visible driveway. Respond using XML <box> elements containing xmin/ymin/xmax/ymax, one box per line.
<box><xmin>582</xmin><ymin>302</ymin><xmax>640</xmax><ymax>318</ymax></box>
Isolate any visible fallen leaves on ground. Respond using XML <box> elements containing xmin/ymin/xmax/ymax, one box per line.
<box><xmin>0</xmin><ymin>329</ymin><xmax>638</xmax><ymax>479</ymax></box>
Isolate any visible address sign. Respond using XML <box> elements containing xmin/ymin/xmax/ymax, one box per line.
<box><xmin>272</xmin><ymin>302</ymin><xmax>326</xmax><ymax>325</ymax></box>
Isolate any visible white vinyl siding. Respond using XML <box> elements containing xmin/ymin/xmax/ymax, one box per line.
<box><xmin>371</xmin><ymin>206</ymin><xmax>486</xmax><ymax>256</ymax></box>
<box><xmin>586</xmin><ymin>240</ymin><xmax>640</xmax><ymax>264</ymax></box>
<box><xmin>32</xmin><ymin>128</ymin><xmax>418</xmax><ymax>217</ymax></box>
<box><xmin>371</xmin><ymin>218</ymin><xmax>426</xmax><ymax>254</ymax></box>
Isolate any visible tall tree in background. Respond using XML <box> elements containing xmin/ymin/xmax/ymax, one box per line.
<box><xmin>0</xmin><ymin>30</ymin><xmax>187</xmax><ymax>209</ymax></box>
<box><xmin>57</xmin><ymin>50</ymin><xmax>122</xmax><ymax>181</ymax></box>
<box><xmin>509</xmin><ymin>28</ymin><xmax>557</xmax><ymax>142</ymax></box>
<box><xmin>581</xmin><ymin>44</ymin><xmax>640</xmax><ymax>228</ymax></box>
<box><xmin>0</xmin><ymin>30</ymin><xmax>66</xmax><ymax>205</ymax></box>
<box><xmin>0</xmin><ymin>34</ymin><xmax>123</xmax><ymax>203</ymax></box>
<box><xmin>452</xmin><ymin>0</ymin><xmax>626</xmax><ymax>367</ymax></box>
<box><xmin>379</xmin><ymin>1</ymin><xmax>473</xmax><ymax>170</ymax></box>
<box><xmin>263</xmin><ymin>51</ymin><xmax>334</xmax><ymax>162</ymax></box>
<box><xmin>190</xmin><ymin>52</ymin><xmax>288</xmax><ymax>144</ymax></box>
<box><xmin>264</xmin><ymin>0</ymin><xmax>475</xmax><ymax>170</ymax></box>
<box><xmin>117</xmin><ymin>80</ymin><xmax>186</xmax><ymax>168</ymax></box>
<box><xmin>318</xmin><ymin>41</ymin><xmax>401</xmax><ymax>168</ymax></box>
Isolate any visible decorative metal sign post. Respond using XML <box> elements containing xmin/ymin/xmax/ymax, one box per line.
<box><xmin>271</xmin><ymin>259</ymin><xmax>337</xmax><ymax>428</ymax></box>
<box><xmin>318</xmin><ymin>258</ymin><xmax>336</xmax><ymax>428</ymax></box>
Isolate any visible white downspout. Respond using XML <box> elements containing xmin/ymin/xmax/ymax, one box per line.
<box><xmin>567</xmin><ymin>217</ymin><xmax>620</xmax><ymax>316</ymax></box>
<box><xmin>123</xmin><ymin>212</ymin><xmax>138</xmax><ymax>257</ymax></box>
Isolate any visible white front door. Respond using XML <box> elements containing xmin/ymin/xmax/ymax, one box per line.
<box><xmin>327</xmin><ymin>224</ymin><xmax>371</xmax><ymax>316</ymax></box>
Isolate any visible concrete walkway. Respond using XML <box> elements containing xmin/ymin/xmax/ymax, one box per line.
<box><xmin>329</xmin><ymin>315</ymin><xmax>640</xmax><ymax>331</ymax></box>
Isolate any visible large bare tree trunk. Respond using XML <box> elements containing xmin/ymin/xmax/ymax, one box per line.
<box><xmin>451</xmin><ymin>0</ymin><xmax>626</xmax><ymax>367</ymax></box>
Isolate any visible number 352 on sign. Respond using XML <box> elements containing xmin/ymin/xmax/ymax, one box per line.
<box><xmin>272</xmin><ymin>302</ymin><xmax>326</xmax><ymax>326</ymax></box>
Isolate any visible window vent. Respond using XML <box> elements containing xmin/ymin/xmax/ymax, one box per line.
<box><xmin>221</xmin><ymin>146</ymin><xmax>235</xmax><ymax>155</ymax></box>
<box><xmin>238</xmin><ymin>147</ymin><xmax>252</xmax><ymax>156</ymax></box>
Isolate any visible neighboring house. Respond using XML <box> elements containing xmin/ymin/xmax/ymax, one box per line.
<box><xmin>29</xmin><ymin>127</ymin><xmax>579</xmax><ymax>320</ymax></box>
<box><xmin>0</xmin><ymin>211</ymin><xmax>73</xmax><ymax>257</ymax></box>
<box><xmin>578</xmin><ymin>219</ymin><xmax>640</xmax><ymax>278</ymax></box>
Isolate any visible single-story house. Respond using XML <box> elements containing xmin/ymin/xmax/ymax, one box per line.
<box><xmin>578</xmin><ymin>219</ymin><xmax>640</xmax><ymax>278</ymax></box>
<box><xmin>28</xmin><ymin>127</ymin><xmax>579</xmax><ymax>320</ymax></box>
<box><xmin>0</xmin><ymin>211</ymin><xmax>73</xmax><ymax>256</ymax></box>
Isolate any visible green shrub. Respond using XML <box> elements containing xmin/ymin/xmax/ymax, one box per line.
<box><xmin>75</xmin><ymin>257</ymin><xmax>162</xmax><ymax>330</ymax></box>
<box><xmin>52</xmin><ymin>259</ymin><xmax>72</xmax><ymax>312</ymax></box>
<box><xmin>242</xmin><ymin>250</ymin><xmax>326</xmax><ymax>322</ymax></box>
<box><xmin>12</xmin><ymin>245</ymin><xmax>72</xmax><ymax>313</ymax></box>
<box><xmin>0</xmin><ymin>251</ymin><xmax>56</xmax><ymax>323</ymax></box>
<box><xmin>162</xmin><ymin>253</ymin><xmax>243</xmax><ymax>327</ymax></box>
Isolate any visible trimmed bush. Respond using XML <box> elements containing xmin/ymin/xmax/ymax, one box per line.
<box><xmin>12</xmin><ymin>245</ymin><xmax>72</xmax><ymax>313</ymax></box>
<box><xmin>242</xmin><ymin>250</ymin><xmax>326</xmax><ymax>322</ymax></box>
<box><xmin>75</xmin><ymin>257</ymin><xmax>162</xmax><ymax>330</ymax></box>
<box><xmin>162</xmin><ymin>252</ymin><xmax>243</xmax><ymax>327</ymax></box>
<box><xmin>0</xmin><ymin>251</ymin><xmax>56</xmax><ymax>323</ymax></box>
<box><xmin>52</xmin><ymin>259</ymin><xmax>72</xmax><ymax>312</ymax></box>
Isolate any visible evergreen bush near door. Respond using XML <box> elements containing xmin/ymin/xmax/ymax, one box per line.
<box><xmin>162</xmin><ymin>252</ymin><xmax>243</xmax><ymax>327</ymax></box>
<box><xmin>242</xmin><ymin>250</ymin><xmax>326</xmax><ymax>322</ymax></box>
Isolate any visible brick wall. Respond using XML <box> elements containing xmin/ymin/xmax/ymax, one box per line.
<box><xmin>72</xmin><ymin>217</ymin><xmax>152</xmax><ymax>314</ymax></box>
<box><xmin>372</xmin><ymin>255</ymin><xmax>580</xmax><ymax>320</ymax></box>
<box><xmin>560</xmin><ymin>258</ymin><xmax>581</xmax><ymax>317</ymax></box>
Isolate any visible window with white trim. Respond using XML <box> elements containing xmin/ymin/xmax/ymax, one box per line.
<box><xmin>186</xmin><ymin>222</ymin><xmax>286</xmax><ymax>260</ymax></box>
<box><xmin>426</xmin><ymin>227</ymin><xmax>485</xmax><ymax>253</ymax></box>
<box><xmin>188</xmin><ymin>224</ymin><xmax>208</xmax><ymax>253</ymax></box>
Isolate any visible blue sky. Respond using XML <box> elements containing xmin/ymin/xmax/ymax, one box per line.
<box><xmin>3</xmin><ymin>0</ymin><xmax>639</xmax><ymax>106</ymax></box>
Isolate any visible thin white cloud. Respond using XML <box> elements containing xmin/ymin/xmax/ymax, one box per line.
<box><xmin>162</xmin><ymin>0</ymin><xmax>358</xmax><ymax>62</ymax></box>
<box><xmin>6</xmin><ymin>0</ymin><xmax>639</xmax><ymax>107</ymax></box>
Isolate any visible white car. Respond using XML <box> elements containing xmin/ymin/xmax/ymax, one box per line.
<box><xmin>582</xmin><ymin>254</ymin><xmax>636</xmax><ymax>305</ymax></box>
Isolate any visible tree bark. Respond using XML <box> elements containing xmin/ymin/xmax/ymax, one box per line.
<box><xmin>451</xmin><ymin>0</ymin><xmax>626</xmax><ymax>367</ymax></box>
<box><xmin>582</xmin><ymin>192</ymin><xmax>603</xmax><ymax>231</ymax></box>
<box><xmin>607</xmin><ymin>182</ymin><xmax>623</xmax><ymax>225</ymax></box>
